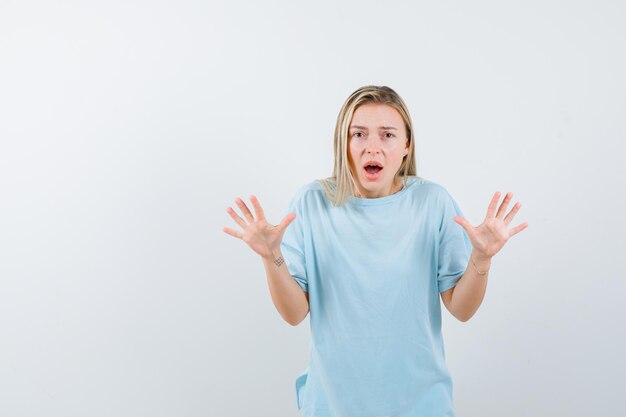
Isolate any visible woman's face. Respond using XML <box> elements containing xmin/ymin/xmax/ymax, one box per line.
<box><xmin>348</xmin><ymin>103</ymin><xmax>409</xmax><ymax>198</ymax></box>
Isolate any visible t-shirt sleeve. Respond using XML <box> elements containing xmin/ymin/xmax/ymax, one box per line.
<box><xmin>279</xmin><ymin>191</ymin><xmax>308</xmax><ymax>293</ymax></box>
<box><xmin>437</xmin><ymin>189</ymin><xmax>473</xmax><ymax>293</ymax></box>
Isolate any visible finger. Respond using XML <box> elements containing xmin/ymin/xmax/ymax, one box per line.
<box><xmin>249</xmin><ymin>195</ymin><xmax>266</xmax><ymax>221</ymax></box>
<box><xmin>503</xmin><ymin>202</ymin><xmax>521</xmax><ymax>225</ymax></box>
<box><xmin>486</xmin><ymin>191</ymin><xmax>501</xmax><ymax>218</ymax></box>
<box><xmin>496</xmin><ymin>192</ymin><xmax>513</xmax><ymax>220</ymax></box>
<box><xmin>226</xmin><ymin>206</ymin><xmax>247</xmax><ymax>229</ymax></box>
<box><xmin>235</xmin><ymin>197</ymin><xmax>255</xmax><ymax>223</ymax></box>
<box><xmin>454</xmin><ymin>216</ymin><xmax>475</xmax><ymax>239</ymax></box>
<box><xmin>222</xmin><ymin>226</ymin><xmax>243</xmax><ymax>239</ymax></box>
<box><xmin>277</xmin><ymin>212</ymin><xmax>296</xmax><ymax>232</ymax></box>
<box><xmin>508</xmin><ymin>222</ymin><xmax>529</xmax><ymax>237</ymax></box>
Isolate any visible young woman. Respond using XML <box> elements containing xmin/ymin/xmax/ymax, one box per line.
<box><xmin>223</xmin><ymin>85</ymin><xmax>528</xmax><ymax>417</ymax></box>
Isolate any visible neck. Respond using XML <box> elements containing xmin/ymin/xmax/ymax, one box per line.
<box><xmin>355</xmin><ymin>178</ymin><xmax>404</xmax><ymax>198</ymax></box>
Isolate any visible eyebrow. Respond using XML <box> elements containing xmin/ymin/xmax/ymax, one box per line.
<box><xmin>349</xmin><ymin>125</ymin><xmax>398</xmax><ymax>130</ymax></box>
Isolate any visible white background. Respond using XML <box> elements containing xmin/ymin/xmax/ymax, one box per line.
<box><xmin>1</xmin><ymin>0</ymin><xmax>624</xmax><ymax>416</ymax></box>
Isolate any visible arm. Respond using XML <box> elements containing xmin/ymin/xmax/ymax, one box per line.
<box><xmin>223</xmin><ymin>194</ymin><xmax>309</xmax><ymax>326</ymax></box>
<box><xmin>440</xmin><ymin>249</ymin><xmax>491</xmax><ymax>322</ymax></box>
<box><xmin>442</xmin><ymin>190</ymin><xmax>528</xmax><ymax>322</ymax></box>
<box><xmin>262</xmin><ymin>248</ymin><xmax>310</xmax><ymax>326</ymax></box>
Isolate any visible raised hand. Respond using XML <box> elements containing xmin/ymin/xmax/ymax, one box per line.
<box><xmin>453</xmin><ymin>191</ymin><xmax>528</xmax><ymax>259</ymax></box>
<box><xmin>223</xmin><ymin>195</ymin><xmax>297</xmax><ymax>258</ymax></box>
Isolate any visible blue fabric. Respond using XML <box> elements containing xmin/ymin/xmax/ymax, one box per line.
<box><xmin>280</xmin><ymin>176</ymin><xmax>472</xmax><ymax>417</ymax></box>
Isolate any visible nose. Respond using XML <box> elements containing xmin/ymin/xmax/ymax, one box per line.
<box><xmin>364</xmin><ymin>136</ymin><xmax>384</xmax><ymax>154</ymax></box>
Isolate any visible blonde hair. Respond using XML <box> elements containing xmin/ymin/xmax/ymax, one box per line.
<box><xmin>317</xmin><ymin>85</ymin><xmax>419</xmax><ymax>207</ymax></box>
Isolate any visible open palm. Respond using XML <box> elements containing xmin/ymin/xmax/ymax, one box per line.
<box><xmin>223</xmin><ymin>195</ymin><xmax>296</xmax><ymax>258</ymax></box>
<box><xmin>453</xmin><ymin>191</ymin><xmax>528</xmax><ymax>258</ymax></box>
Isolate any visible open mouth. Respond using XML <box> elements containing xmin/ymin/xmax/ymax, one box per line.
<box><xmin>362</xmin><ymin>160</ymin><xmax>384</xmax><ymax>178</ymax></box>
<box><xmin>364</xmin><ymin>166</ymin><xmax>383</xmax><ymax>175</ymax></box>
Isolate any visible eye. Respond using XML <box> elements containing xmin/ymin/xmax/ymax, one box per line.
<box><xmin>384</xmin><ymin>132</ymin><xmax>395</xmax><ymax>138</ymax></box>
<box><xmin>353</xmin><ymin>132</ymin><xmax>365</xmax><ymax>138</ymax></box>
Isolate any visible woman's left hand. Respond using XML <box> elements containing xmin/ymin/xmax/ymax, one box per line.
<box><xmin>453</xmin><ymin>191</ymin><xmax>528</xmax><ymax>259</ymax></box>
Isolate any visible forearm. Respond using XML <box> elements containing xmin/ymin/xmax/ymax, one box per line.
<box><xmin>450</xmin><ymin>249</ymin><xmax>492</xmax><ymax>322</ymax></box>
<box><xmin>262</xmin><ymin>248</ymin><xmax>309</xmax><ymax>326</ymax></box>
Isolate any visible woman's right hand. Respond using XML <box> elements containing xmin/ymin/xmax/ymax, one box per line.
<box><xmin>222</xmin><ymin>195</ymin><xmax>296</xmax><ymax>259</ymax></box>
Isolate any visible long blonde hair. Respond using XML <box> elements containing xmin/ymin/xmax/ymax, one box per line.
<box><xmin>317</xmin><ymin>85</ymin><xmax>419</xmax><ymax>207</ymax></box>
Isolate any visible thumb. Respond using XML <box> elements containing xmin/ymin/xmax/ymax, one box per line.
<box><xmin>277</xmin><ymin>212</ymin><xmax>296</xmax><ymax>232</ymax></box>
<box><xmin>454</xmin><ymin>216</ymin><xmax>478</xmax><ymax>242</ymax></box>
<box><xmin>453</xmin><ymin>216</ymin><xmax>472</xmax><ymax>233</ymax></box>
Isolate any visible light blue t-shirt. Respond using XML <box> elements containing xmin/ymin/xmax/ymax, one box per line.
<box><xmin>280</xmin><ymin>175</ymin><xmax>472</xmax><ymax>417</ymax></box>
